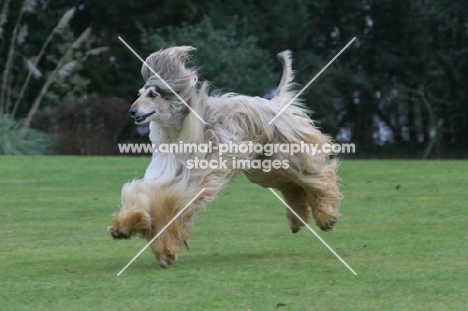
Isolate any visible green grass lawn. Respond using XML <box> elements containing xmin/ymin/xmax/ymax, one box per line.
<box><xmin>0</xmin><ymin>157</ymin><xmax>467</xmax><ymax>310</ymax></box>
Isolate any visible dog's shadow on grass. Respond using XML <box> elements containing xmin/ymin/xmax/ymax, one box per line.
<box><xmin>127</xmin><ymin>249</ymin><xmax>313</xmax><ymax>272</ymax></box>
<box><xmin>119</xmin><ymin>252</ymin><xmax>286</xmax><ymax>272</ymax></box>
<box><xmin>52</xmin><ymin>249</ymin><xmax>327</xmax><ymax>277</ymax></box>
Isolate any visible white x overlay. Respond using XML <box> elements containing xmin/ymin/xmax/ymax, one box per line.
<box><xmin>117</xmin><ymin>38</ymin><xmax>356</xmax><ymax>276</ymax></box>
<box><xmin>269</xmin><ymin>188</ymin><xmax>357</xmax><ymax>275</ymax></box>
<box><xmin>118</xmin><ymin>36</ymin><xmax>207</xmax><ymax>124</ymax></box>
<box><xmin>268</xmin><ymin>37</ymin><xmax>356</xmax><ymax>124</ymax></box>
<box><xmin>117</xmin><ymin>188</ymin><xmax>206</xmax><ymax>276</ymax></box>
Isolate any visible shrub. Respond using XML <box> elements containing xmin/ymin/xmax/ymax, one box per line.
<box><xmin>0</xmin><ymin>114</ymin><xmax>51</xmax><ymax>155</ymax></box>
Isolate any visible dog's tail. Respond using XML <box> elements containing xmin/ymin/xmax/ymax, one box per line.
<box><xmin>274</xmin><ymin>50</ymin><xmax>294</xmax><ymax>104</ymax></box>
<box><xmin>272</xmin><ymin>51</ymin><xmax>309</xmax><ymax>117</ymax></box>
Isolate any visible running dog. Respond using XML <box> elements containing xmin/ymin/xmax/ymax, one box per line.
<box><xmin>107</xmin><ymin>46</ymin><xmax>342</xmax><ymax>267</ymax></box>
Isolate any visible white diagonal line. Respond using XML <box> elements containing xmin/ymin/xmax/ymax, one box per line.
<box><xmin>268</xmin><ymin>37</ymin><xmax>356</xmax><ymax>124</ymax></box>
<box><xmin>117</xmin><ymin>188</ymin><xmax>206</xmax><ymax>276</ymax></box>
<box><xmin>268</xmin><ymin>188</ymin><xmax>357</xmax><ymax>275</ymax></box>
<box><xmin>118</xmin><ymin>36</ymin><xmax>207</xmax><ymax>125</ymax></box>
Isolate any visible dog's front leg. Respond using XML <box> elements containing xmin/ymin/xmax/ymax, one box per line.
<box><xmin>149</xmin><ymin>238</ymin><xmax>177</xmax><ymax>268</ymax></box>
<box><xmin>148</xmin><ymin>213</ymin><xmax>195</xmax><ymax>268</ymax></box>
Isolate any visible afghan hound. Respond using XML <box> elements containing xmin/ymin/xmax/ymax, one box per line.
<box><xmin>107</xmin><ymin>46</ymin><xmax>342</xmax><ymax>267</ymax></box>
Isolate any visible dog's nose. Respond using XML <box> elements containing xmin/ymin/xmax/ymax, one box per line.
<box><xmin>129</xmin><ymin>107</ymin><xmax>137</xmax><ymax>117</ymax></box>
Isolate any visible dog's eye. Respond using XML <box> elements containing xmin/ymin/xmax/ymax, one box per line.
<box><xmin>148</xmin><ymin>91</ymin><xmax>158</xmax><ymax>98</ymax></box>
<box><xmin>137</xmin><ymin>93</ymin><xmax>141</xmax><ymax>98</ymax></box>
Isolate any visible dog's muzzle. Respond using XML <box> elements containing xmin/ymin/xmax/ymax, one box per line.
<box><xmin>129</xmin><ymin>108</ymin><xmax>156</xmax><ymax>123</ymax></box>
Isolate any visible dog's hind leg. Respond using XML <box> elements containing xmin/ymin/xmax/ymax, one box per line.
<box><xmin>278</xmin><ymin>181</ymin><xmax>309</xmax><ymax>233</ymax></box>
<box><xmin>296</xmin><ymin>160</ymin><xmax>341</xmax><ymax>232</ymax></box>
<box><xmin>245</xmin><ymin>169</ymin><xmax>309</xmax><ymax>233</ymax></box>
<box><xmin>311</xmin><ymin>161</ymin><xmax>341</xmax><ymax>231</ymax></box>
<box><xmin>276</xmin><ymin>179</ymin><xmax>310</xmax><ymax>233</ymax></box>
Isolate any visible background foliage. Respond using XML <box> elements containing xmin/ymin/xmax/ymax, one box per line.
<box><xmin>141</xmin><ymin>17</ymin><xmax>277</xmax><ymax>96</ymax></box>
<box><xmin>1</xmin><ymin>0</ymin><xmax>467</xmax><ymax>156</ymax></box>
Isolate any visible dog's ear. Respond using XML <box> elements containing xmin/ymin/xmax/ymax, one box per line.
<box><xmin>142</xmin><ymin>46</ymin><xmax>196</xmax><ymax>82</ymax></box>
<box><xmin>170</xmin><ymin>46</ymin><xmax>196</xmax><ymax>64</ymax></box>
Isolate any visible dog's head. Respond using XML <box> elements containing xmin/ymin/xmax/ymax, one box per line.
<box><xmin>129</xmin><ymin>46</ymin><xmax>198</xmax><ymax>127</ymax></box>
<box><xmin>130</xmin><ymin>84</ymin><xmax>175</xmax><ymax>126</ymax></box>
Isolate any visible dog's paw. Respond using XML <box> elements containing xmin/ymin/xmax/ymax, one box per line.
<box><xmin>157</xmin><ymin>253</ymin><xmax>177</xmax><ymax>268</ymax></box>
<box><xmin>290</xmin><ymin>225</ymin><xmax>301</xmax><ymax>234</ymax></box>
<box><xmin>318</xmin><ymin>221</ymin><xmax>336</xmax><ymax>232</ymax></box>
<box><xmin>312</xmin><ymin>207</ymin><xmax>339</xmax><ymax>232</ymax></box>
<box><xmin>106</xmin><ymin>226</ymin><xmax>131</xmax><ymax>240</ymax></box>
<box><xmin>316</xmin><ymin>215</ymin><xmax>338</xmax><ymax>232</ymax></box>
